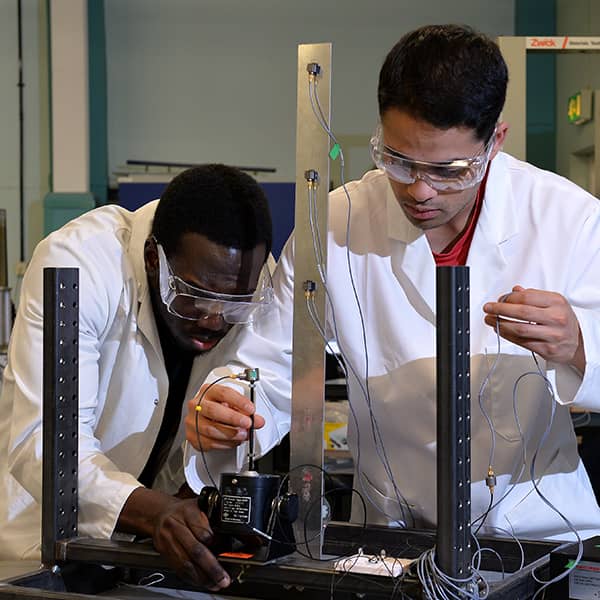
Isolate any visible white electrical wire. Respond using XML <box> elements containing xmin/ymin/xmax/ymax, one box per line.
<box><xmin>306</xmin><ymin>74</ymin><xmax>415</xmax><ymax>527</ymax></box>
<box><xmin>473</xmin><ymin>317</ymin><xmax>583</xmax><ymax>596</ymax></box>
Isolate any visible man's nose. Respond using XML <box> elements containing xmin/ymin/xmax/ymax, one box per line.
<box><xmin>406</xmin><ymin>176</ymin><xmax>438</xmax><ymax>203</ymax></box>
<box><xmin>196</xmin><ymin>312</ymin><xmax>226</xmax><ymax>330</ymax></box>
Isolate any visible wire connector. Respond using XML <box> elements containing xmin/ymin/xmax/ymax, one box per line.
<box><xmin>304</xmin><ymin>169</ymin><xmax>319</xmax><ymax>184</ymax></box>
<box><xmin>485</xmin><ymin>466</ymin><xmax>496</xmax><ymax>492</ymax></box>
<box><xmin>306</xmin><ymin>62</ymin><xmax>321</xmax><ymax>77</ymax></box>
<box><xmin>303</xmin><ymin>280</ymin><xmax>317</xmax><ymax>299</ymax></box>
<box><xmin>232</xmin><ymin>368</ymin><xmax>260</xmax><ymax>383</ymax></box>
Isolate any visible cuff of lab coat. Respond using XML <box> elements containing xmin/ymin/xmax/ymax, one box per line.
<box><xmin>78</xmin><ymin>476</ymin><xmax>141</xmax><ymax>540</ymax></box>
<box><xmin>562</xmin><ymin>306</ymin><xmax>600</xmax><ymax>411</ymax></box>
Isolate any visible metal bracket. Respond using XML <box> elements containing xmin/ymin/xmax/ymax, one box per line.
<box><xmin>41</xmin><ymin>267</ymin><xmax>80</xmax><ymax>566</ymax></box>
<box><xmin>436</xmin><ymin>266</ymin><xmax>472</xmax><ymax>580</ymax></box>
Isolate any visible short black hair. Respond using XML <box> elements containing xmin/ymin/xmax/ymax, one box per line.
<box><xmin>151</xmin><ymin>164</ymin><xmax>272</xmax><ymax>259</ymax></box>
<box><xmin>378</xmin><ymin>24</ymin><xmax>508</xmax><ymax>141</ymax></box>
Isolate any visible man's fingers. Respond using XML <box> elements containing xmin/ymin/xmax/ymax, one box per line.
<box><xmin>154</xmin><ymin>500</ymin><xmax>230</xmax><ymax>590</ymax></box>
<box><xmin>484</xmin><ymin>315</ymin><xmax>548</xmax><ymax>341</ymax></box>
<box><xmin>193</xmin><ymin>384</ymin><xmax>256</xmax><ymax>415</ymax></box>
<box><xmin>177</xmin><ymin>552</ymin><xmax>230</xmax><ymax>590</ymax></box>
<box><xmin>188</xmin><ymin>543</ymin><xmax>231</xmax><ymax>590</ymax></box>
<box><xmin>186</xmin><ymin>383</ymin><xmax>265</xmax><ymax>450</ymax></box>
<box><xmin>175</xmin><ymin>521</ymin><xmax>230</xmax><ymax>589</ymax></box>
<box><xmin>494</xmin><ymin>287</ymin><xmax>560</xmax><ymax>309</ymax></box>
<box><xmin>253</xmin><ymin>413</ymin><xmax>266</xmax><ymax>429</ymax></box>
<box><xmin>198</xmin><ymin>399</ymin><xmax>253</xmax><ymax>429</ymax></box>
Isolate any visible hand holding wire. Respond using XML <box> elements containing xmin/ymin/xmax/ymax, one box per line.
<box><xmin>482</xmin><ymin>285</ymin><xmax>584</xmax><ymax>370</ymax></box>
<box><xmin>184</xmin><ymin>379</ymin><xmax>265</xmax><ymax>452</ymax></box>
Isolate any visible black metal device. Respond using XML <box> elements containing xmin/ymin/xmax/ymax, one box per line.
<box><xmin>436</xmin><ymin>266</ymin><xmax>472</xmax><ymax>582</ymax></box>
<box><xmin>198</xmin><ymin>366</ymin><xmax>298</xmax><ymax>563</ymax></box>
<box><xmin>198</xmin><ymin>472</ymin><xmax>298</xmax><ymax>563</ymax></box>
<box><xmin>549</xmin><ymin>535</ymin><xmax>600</xmax><ymax>600</ymax></box>
<box><xmin>41</xmin><ymin>267</ymin><xmax>80</xmax><ymax>566</ymax></box>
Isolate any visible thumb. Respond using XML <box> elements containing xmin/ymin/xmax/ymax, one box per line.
<box><xmin>252</xmin><ymin>414</ymin><xmax>266</xmax><ymax>430</ymax></box>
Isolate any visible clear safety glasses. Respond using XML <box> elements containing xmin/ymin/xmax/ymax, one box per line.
<box><xmin>156</xmin><ymin>242</ymin><xmax>273</xmax><ymax>324</ymax></box>
<box><xmin>370</xmin><ymin>124</ymin><xmax>496</xmax><ymax>191</ymax></box>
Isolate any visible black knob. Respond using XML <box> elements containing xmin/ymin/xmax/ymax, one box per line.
<box><xmin>198</xmin><ymin>486</ymin><xmax>220</xmax><ymax>521</ymax></box>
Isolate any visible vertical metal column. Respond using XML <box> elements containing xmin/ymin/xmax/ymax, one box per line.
<box><xmin>436</xmin><ymin>266</ymin><xmax>472</xmax><ymax>580</ymax></box>
<box><xmin>0</xmin><ymin>210</ymin><xmax>11</xmax><ymax>353</ymax></box>
<box><xmin>41</xmin><ymin>267</ymin><xmax>80</xmax><ymax>566</ymax></box>
<box><xmin>0</xmin><ymin>209</ymin><xmax>7</xmax><ymax>288</ymax></box>
<box><xmin>289</xmin><ymin>43</ymin><xmax>332</xmax><ymax>559</ymax></box>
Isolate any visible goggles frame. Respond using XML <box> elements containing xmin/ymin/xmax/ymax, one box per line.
<box><xmin>156</xmin><ymin>240</ymin><xmax>273</xmax><ymax>324</ymax></box>
<box><xmin>370</xmin><ymin>124</ymin><xmax>496</xmax><ymax>191</ymax></box>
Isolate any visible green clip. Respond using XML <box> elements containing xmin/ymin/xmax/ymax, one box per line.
<box><xmin>329</xmin><ymin>143</ymin><xmax>341</xmax><ymax>160</ymax></box>
<box><xmin>565</xmin><ymin>559</ymin><xmax>577</xmax><ymax>569</ymax></box>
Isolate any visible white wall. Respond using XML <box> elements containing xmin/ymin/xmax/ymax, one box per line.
<box><xmin>0</xmin><ymin>0</ymin><xmax>516</xmax><ymax>296</ymax></box>
<box><xmin>105</xmin><ymin>0</ymin><xmax>515</xmax><ymax>185</ymax></box>
<box><xmin>0</xmin><ymin>0</ymin><xmax>49</xmax><ymax>294</ymax></box>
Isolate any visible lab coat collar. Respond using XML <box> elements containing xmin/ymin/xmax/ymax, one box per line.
<box><xmin>128</xmin><ymin>200</ymin><xmax>159</xmax><ymax>298</ymax></box>
<box><xmin>126</xmin><ymin>200</ymin><xmax>164</xmax><ymax>362</ymax></box>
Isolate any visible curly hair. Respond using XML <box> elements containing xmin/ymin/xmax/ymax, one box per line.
<box><xmin>151</xmin><ymin>164</ymin><xmax>272</xmax><ymax>258</ymax></box>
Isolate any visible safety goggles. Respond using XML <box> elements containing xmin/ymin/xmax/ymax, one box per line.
<box><xmin>156</xmin><ymin>242</ymin><xmax>273</xmax><ymax>324</ymax></box>
<box><xmin>370</xmin><ymin>124</ymin><xmax>496</xmax><ymax>191</ymax></box>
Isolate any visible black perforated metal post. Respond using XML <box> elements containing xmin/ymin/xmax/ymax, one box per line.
<box><xmin>41</xmin><ymin>268</ymin><xmax>79</xmax><ymax>566</ymax></box>
<box><xmin>436</xmin><ymin>266</ymin><xmax>472</xmax><ymax>581</ymax></box>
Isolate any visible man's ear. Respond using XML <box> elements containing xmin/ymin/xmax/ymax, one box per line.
<box><xmin>490</xmin><ymin>121</ymin><xmax>509</xmax><ymax>160</ymax></box>
<box><xmin>144</xmin><ymin>237</ymin><xmax>159</xmax><ymax>277</ymax></box>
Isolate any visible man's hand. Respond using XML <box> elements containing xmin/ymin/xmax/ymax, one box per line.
<box><xmin>483</xmin><ymin>285</ymin><xmax>585</xmax><ymax>372</ymax></box>
<box><xmin>117</xmin><ymin>488</ymin><xmax>230</xmax><ymax>590</ymax></box>
<box><xmin>185</xmin><ymin>383</ymin><xmax>266</xmax><ymax>451</ymax></box>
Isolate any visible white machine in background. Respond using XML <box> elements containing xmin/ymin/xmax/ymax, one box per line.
<box><xmin>498</xmin><ymin>36</ymin><xmax>600</xmax><ymax>196</ymax></box>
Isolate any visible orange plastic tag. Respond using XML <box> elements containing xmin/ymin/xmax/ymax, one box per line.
<box><xmin>218</xmin><ymin>551</ymin><xmax>255</xmax><ymax>559</ymax></box>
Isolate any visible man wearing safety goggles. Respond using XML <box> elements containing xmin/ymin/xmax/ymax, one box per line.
<box><xmin>189</xmin><ymin>25</ymin><xmax>600</xmax><ymax>544</ymax></box>
<box><xmin>155</xmin><ymin>238</ymin><xmax>274</xmax><ymax>331</ymax></box>
<box><xmin>0</xmin><ymin>164</ymin><xmax>278</xmax><ymax>590</ymax></box>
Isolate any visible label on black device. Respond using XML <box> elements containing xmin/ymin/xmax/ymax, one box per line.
<box><xmin>221</xmin><ymin>495</ymin><xmax>252</xmax><ymax>524</ymax></box>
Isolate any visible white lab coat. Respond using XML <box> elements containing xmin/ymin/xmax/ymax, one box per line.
<box><xmin>0</xmin><ymin>201</ymin><xmax>289</xmax><ymax>561</ymax></box>
<box><xmin>188</xmin><ymin>152</ymin><xmax>600</xmax><ymax>541</ymax></box>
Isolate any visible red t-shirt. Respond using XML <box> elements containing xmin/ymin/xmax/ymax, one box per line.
<box><xmin>433</xmin><ymin>167</ymin><xmax>490</xmax><ymax>266</ymax></box>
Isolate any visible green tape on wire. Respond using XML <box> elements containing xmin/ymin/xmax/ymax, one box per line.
<box><xmin>329</xmin><ymin>143</ymin><xmax>341</xmax><ymax>160</ymax></box>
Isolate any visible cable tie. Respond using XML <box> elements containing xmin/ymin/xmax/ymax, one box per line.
<box><xmin>329</xmin><ymin>143</ymin><xmax>341</xmax><ymax>160</ymax></box>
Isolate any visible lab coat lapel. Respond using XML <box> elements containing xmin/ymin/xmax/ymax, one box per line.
<box><xmin>386</xmin><ymin>184</ymin><xmax>437</xmax><ymax>323</ymax></box>
<box><xmin>136</xmin><ymin>289</ymin><xmax>165</xmax><ymax>364</ymax></box>
<box><xmin>467</xmin><ymin>154</ymin><xmax>519</xmax><ymax>312</ymax></box>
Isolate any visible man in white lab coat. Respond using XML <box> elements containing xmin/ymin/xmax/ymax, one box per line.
<box><xmin>186</xmin><ymin>25</ymin><xmax>600</xmax><ymax>542</ymax></box>
<box><xmin>0</xmin><ymin>164</ymin><xmax>282</xmax><ymax>590</ymax></box>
